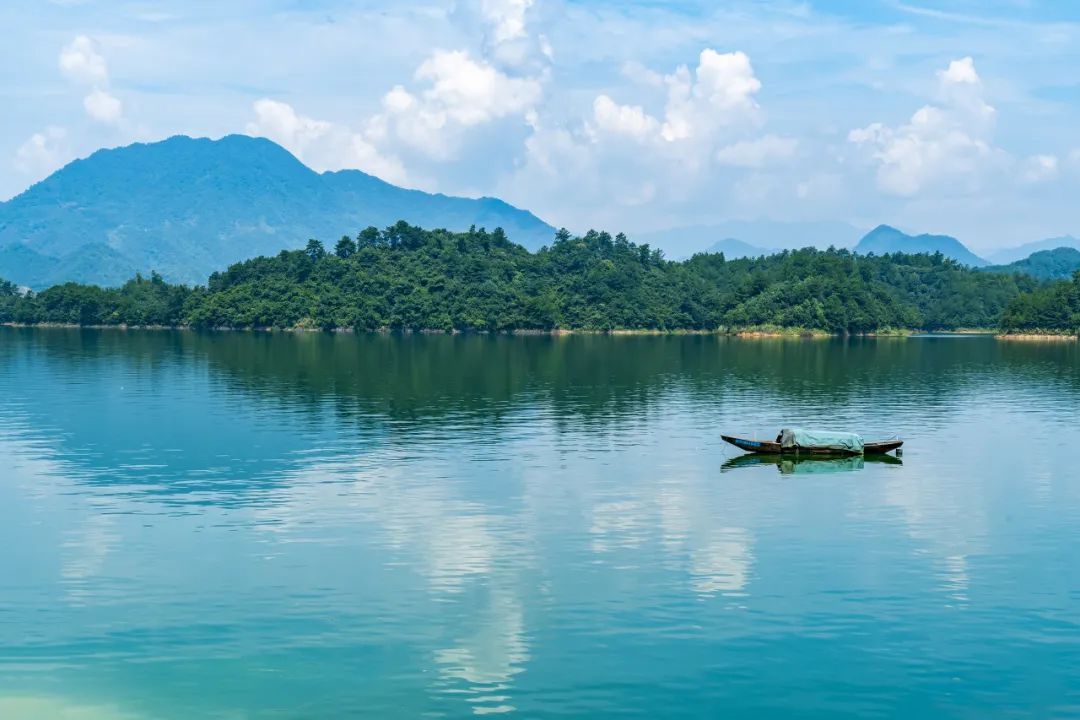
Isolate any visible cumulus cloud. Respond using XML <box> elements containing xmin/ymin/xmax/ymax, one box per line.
<box><xmin>83</xmin><ymin>88</ymin><xmax>124</xmax><ymax>125</ymax></box>
<box><xmin>660</xmin><ymin>50</ymin><xmax>761</xmax><ymax>142</ymax></box>
<box><xmin>591</xmin><ymin>95</ymin><xmax>659</xmax><ymax>140</ymax></box>
<box><xmin>367</xmin><ymin>50</ymin><xmax>542</xmax><ymax>160</ymax></box>
<box><xmin>587</xmin><ymin>50</ymin><xmax>762</xmax><ymax>147</ymax></box>
<box><xmin>848</xmin><ymin>57</ymin><xmax>999</xmax><ymax>196</ymax></box>
<box><xmin>246</xmin><ymin>99</ymin><xmax>407</xmax><ymax>184</ymax></box>
<box><xmin>58</xmin><ymin>35</ymin><xmax>108</xmax><ymax>86</ymax></box>
<box><xmin>13</xmin><ymin>127</ymin><xmax>70</xmax><ymax>179</ymax></box>
<box><xmin>415</xmin><ymin>50</ymin><xmax>541</xmax><ymax>125</ymax></box>
<box><xmin>465</xmin><ymin>0</ymin><xmax>551</xmax><ymax>69</ymax></box>
<box><xmin>245</xmin><ymin>11</ymin><xmax>545</xmax><ymax>187</ymax></box>
<box><xmin>248</xmin><ymin>99</ymin><xmax>332</xmax><ymax>154</ymax></box>
<box><xmin>58</xmin><ymin>35</ymin><xmax>124</xmax><ymax>125</ymax></box>
<box><xmin>479</xmin><ymin>0</ymin><xmax>534</xmax><ymax>44</ymax></box>
<box><xmin>489</xmin><ymin>45</ymin><xmax>836</xmax><ymax>235</ymax></box>
<box><xmin>939</xmin><ymin>56</ymin><xmax>980</xmax><ymax>85</ymax></box>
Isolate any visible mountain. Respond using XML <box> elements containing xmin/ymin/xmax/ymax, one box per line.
<box><xmin>636</xmin><ymin>220</ymin><xmax>864</xmax><ymax>259</ymax></box>
<box><xmin>0</xmin><ymin>135</ymin><xmax>555</xmax><ymax>288</ymax></box>
<box><xmin>982</xmin><ymin>247</ymin><xmax>1080</xmax><ymax>280</ymax></box>
<box><xmin>986</xmin><ymin>236</ymin><xmax>1080</xmax><ymax>265</ymax></box>
<box><xmin>702</xmin><ymin>238</ymin><xmax>774</xmax><ymax>259</ymax></box>
<box><xmin>854</xmin><ymin>225</ymin><xmax>988</xmax><ymax>267</ymax></box>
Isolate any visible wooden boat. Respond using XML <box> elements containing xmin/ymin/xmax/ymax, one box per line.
<box><xmin>721</xmin><ymin>434</ymin><xmax>903</xmax><ymax>456</ymax></box>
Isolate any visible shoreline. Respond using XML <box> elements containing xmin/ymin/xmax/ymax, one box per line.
<box><xmin>996</xmin><ymin>333</ymin><xmax>1079</xmax><ymax>341</ymax></box>
<box><xmin>3</xmin><ymin>322</ymin><xmax>1050</xmax><ymax>338</ymax></box>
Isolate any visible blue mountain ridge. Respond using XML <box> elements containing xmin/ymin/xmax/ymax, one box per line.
<box><xmin>0</xmin><ymin>135</ymin><xmax>555</xmax><ymax>288</ymax></box>
<box><xmin>634</xmin><ymin>220</ymin><xmax>864</xmax><ymax>259</ymax></box>
<box><xmin>986</xmin><ymin>236</ymin><xmax>1080</xmax><ymax>265</ymax></box>
<box><xmin>700</xmin><ymin>238</ymin><xmax>776</xmax><ymax>259</ymax></box>
<box><xmin>853</xmin><ymin>224</ymin><xmax>988</xmax><ymax>267</ymax></box>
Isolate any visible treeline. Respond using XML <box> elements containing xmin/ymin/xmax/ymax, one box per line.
<box><xmin>0</xmin><ymin>273</ymin><xmax>192</xmax><ymax>327</ymax></box>
<box><xmin>0</xmin><ymin>221</ymin><xmax>1057</xmax><ymax>333</ymax></box>
<box><xmin>999</xmin><ymin>271</ymin><xmax>1080</xmax><ymax>334</ymax></box>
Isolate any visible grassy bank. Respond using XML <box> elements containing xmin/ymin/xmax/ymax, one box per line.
<box><xmin>996</xmin><ymin>332</ymin><xmax>1078</xmax><ymax>341</ymax></box>
<box><xmin>3</xmin><ymin>322</ymin><xmax>1007</xmax><ymax>338</ymax></box>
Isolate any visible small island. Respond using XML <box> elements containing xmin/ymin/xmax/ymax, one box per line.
<box><xmin>2</xmin><ymin>222</ymin><xmax>1078</xmax><ymax>337</ymax></box>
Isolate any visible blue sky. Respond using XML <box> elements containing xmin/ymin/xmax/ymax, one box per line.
<box><xmin>4</xmin><ymin>0</ymin><xmax>1080</xmax><ymax>249</ymax></box>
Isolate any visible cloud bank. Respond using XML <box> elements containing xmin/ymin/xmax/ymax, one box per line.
<box><xmin>6</xmin><ymin>0</ymin><xmax>1080</xmax><ymax>246</ymax></box>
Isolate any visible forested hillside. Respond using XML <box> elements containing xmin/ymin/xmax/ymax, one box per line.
<box><xmin>999</xmin><ymin>272</ymin><xmax>1080</xmax><ymax>334</ymax></box>
<box><xmin>982</xmin><ymin>247</ymin><xmax>1080</xmax><ymax>280</ymax></box>
<box><xmin>0</xmin><ymin>222</ymin><xmax>1044</xmax><ymax>333</ymax></box>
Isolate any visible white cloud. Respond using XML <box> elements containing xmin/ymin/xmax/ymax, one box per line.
<box><xmin>467</xmin><ymin>0</ymin><xmax>551</xmax><ymax>69</ymax></box>
<box><xmin>58</xmin><ymin>35</ymin><xmax>125</xmax><ymax>126</ymax></box>
<box><xmin>849</xmin><ymin>57</ymin><xmax>999</xmax><ymax>196</ymax></box>
<box><xmin>415</xmin><ymin>50</ymin><xmax>541</xmax><ymax>125</ymax></box>
<box><xmin>13</xmin><ymin>127</ymin><xmax>70</xmax><ymax>180</ymax></box>
<box><xmin>1021</xmin><ymin>154</ymin><xmax>1058</xmax><ymax>184</ymax></box>
<box><xmin>83</xmin><ymin>89</ymin><xmax>124</xmax><ymax>125</ymax></box>
<box><xmin>479</xmin><ymin>0</ymin><xmax>534</xmax><ymax>44</ymax></box>
<box><xmin>939</xmin><ymin>56</ymin><xmax>980</xmax><ymax>85</ymax></box>
<box><xmin>584</xmin><ymin>49</ymin><xmax>762</xmax><ymax>148</ymax></box>
<box><xmin>247</xmin><ymin>99</ymin><xmax>332</xmax><ymax>155</ymax></box>
<box><xmin>501</xmin><ymin>47</ymin><xmax>802</xmax><ymax>231</ymax></box>
<box><xmin>661</xmin><ymin>50</ymin><xmax>761</xmax><ymax>142</ymax></box>
<box><xmin>58</xmin><ymin>35</ymin><xmax>109</xmax><ymax>86</ymax></box>
<box><xmin>246</xmin><ymin>99</ymin><xmax>407</xmax><ymax>185</ymax></box>
<box><xmin>716</xmin><ymin>135</ymin><xmax>798</xmax><ymax>168</ymax></box>
<box><xmin>245</xmin><ymin>26</ymin><xmax>545</xmax><ymax>188</ymax></box>
<box><xmin>591</xmin><ymin>95</ymin><xmax>658</xmax><ymax>140</ymax></box>
<box><xmin>369</xmin><ymin>50</ymin><xmax>542</xmax><ymax>160</ymax></box>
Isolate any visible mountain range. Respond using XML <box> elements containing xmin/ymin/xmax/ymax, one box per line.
<box><xmin>852</xmin><ymin>225</ymin><xmax>989</xmax><ymax>267</ymax></box>
<box><xmin>702</xmin><ymin>238</ymin><xmax>777</xmax><ymax>259</ymax></box>
<box><xmin>1</xmin><ymin>134</ymin><xmax>1076</xmax><ymax>289</ymax></box>
<box><xmin>651</xmin><ymin>223</ymin><xmax>998</xmax><ymax>267</ymax></box>
<box><xmin>0</xmin><ymin>135</ymin><xmax>554</xmax><ymax>288</ymax></box>
<box><xmin>985</xmin><ymin>236</ymin><xmax>1080</xmax><ymax>265</ymax></box>
<box><xmin>635</xmin><ymin>220</ymin><xmax>864</xmax><ymax>259</ymax></box>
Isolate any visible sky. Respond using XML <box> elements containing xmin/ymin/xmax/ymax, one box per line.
<box><xmin>3</xmin><ymin>0</ymin><xmax>1080</xmax><ymax>250</ymax></box>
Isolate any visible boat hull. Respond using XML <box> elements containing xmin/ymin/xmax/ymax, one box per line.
<box><xmin>721</xmin><ymin>435</ymin><xmax>903</xmax><ymax>456</ymax></box>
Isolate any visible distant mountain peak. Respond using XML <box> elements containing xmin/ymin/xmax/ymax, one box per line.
<box><xmin>987</xmin><ymin>235</ymin><xmax>1080</xmax><ymax>265</ymax></box>
<box><xmin>854</xmin><ymin>225</ymin><xmax>987</xmax><ymax>267</ymax></box>
<box><xmin>868</xmin><ymin>223</ymin><xmax>901</xmax><ymax>234</ymax></box>
<box><xmin>0</xmin><ymin>135</ymin><xmax>555</xmax><ymax>289</ymax></box>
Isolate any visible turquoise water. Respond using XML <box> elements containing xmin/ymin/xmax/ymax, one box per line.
<box><xmin>1</xmin><ymin>328</ymin><xmax>1079</xmax><ymax>718</ymax></box>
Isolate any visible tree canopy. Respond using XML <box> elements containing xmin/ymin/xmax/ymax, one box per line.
<box><xmin>999</xmin><ymin>271</ymin><xmax>1080</xmax><ymax>334</ymax></box>
<box><xmin>0</xmin><ymin>221</ymin><xmax>1058</xmax><ymax>334</ymax></box>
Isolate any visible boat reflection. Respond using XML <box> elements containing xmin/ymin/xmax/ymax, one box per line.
<box><xmin>721</xmin><ymin>453</ymin><xmax>903</xmax><ymax>475</ymax></box>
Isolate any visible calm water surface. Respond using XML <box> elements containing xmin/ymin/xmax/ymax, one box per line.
<box><xmin>1</xmin><ymin>328</ymin><xmax>1079</xmax><ymax>718</ymax></box>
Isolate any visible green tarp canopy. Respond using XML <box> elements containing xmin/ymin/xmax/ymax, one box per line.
<box><xmin>779</xmin><ymin>428</ymin><xmax>864</xmax><ymax>454</ymax></box>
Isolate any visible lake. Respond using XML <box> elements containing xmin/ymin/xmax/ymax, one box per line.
<box><xmin>1</xmin><ymin>328</ymin><xmax>1079</xmax><ymax>718</ymax></box>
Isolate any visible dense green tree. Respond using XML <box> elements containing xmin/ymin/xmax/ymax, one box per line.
<box><xmin>335</xmin><ymin>235</ymin><xmax>357</xmax><ymax>259</ymax></box>
<box><xmin>1</xmin><ymin>222</ymin><xmax>1057</xmax><ymax>333</ymax></box>
<box><xmin>1000</xmin><ymin>271</ymin><xmax>1080</xmax><ymax>334</ymax></box>
<box><xmin>305</xmin><ymin>238</ymin><xmax>326</xmax><ymax>261</ymax></box>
